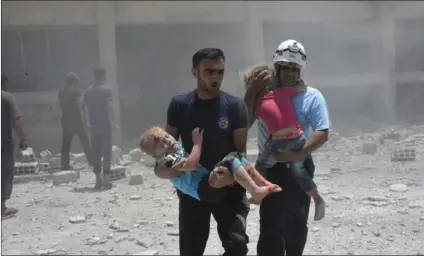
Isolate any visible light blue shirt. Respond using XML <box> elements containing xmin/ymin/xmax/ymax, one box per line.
<box><xmin>257</xmin><ymin>86</ymin><xmax>331</xmax><ymax>153</ymax></box>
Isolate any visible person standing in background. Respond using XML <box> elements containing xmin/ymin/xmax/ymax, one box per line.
<box><xmin>83</xmin><ymin>68</ymin><xmax>118</xmax><ymax>190</ymax></box>
<box><xmin>2</xmin><ymin>74</ymin><xmax>29</xmax><ymax>218</ymax></box>
<box><xmin>58</xmin><ymin>72</ymin><xmax>93</xmax><ymax>170</ymax></box>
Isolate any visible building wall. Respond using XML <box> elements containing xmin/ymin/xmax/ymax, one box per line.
<box><xmin>2</xmin><ymin>1</ymin><xmax>424</xmax><ymax>151</ymax></box>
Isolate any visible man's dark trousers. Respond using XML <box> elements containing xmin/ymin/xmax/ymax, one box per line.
<box><xmin>178</xmin><ymin>186</ymin><xmax>250</xmax><ymax>256</ymax></box>
<box><xmin>61</xmin><ymin>125</ymin><xmax>93</xmax><ymax>169</ymax></box>
<box><xmin>90</xmin><ymin>127</ymin><xmax>112</xmax><ymax>174</ymax></box>
<box><xmin>1</xmin><ymin>143</ymin><xmax>15</xmax><ymax>202</ymax></box>
<box><xmin>257</xmin><ymin>157</ymin><xmax>315</xmax><ymax>256</ymax></box>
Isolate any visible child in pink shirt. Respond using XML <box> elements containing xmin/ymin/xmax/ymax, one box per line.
<box><xmin>244</xmin><ymin>64</ymin><xmax>325</xmax><ymax>221</ymax></box>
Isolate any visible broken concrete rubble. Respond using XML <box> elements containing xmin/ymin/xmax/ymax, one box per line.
<box><xmin>129</xmin><ymin>148</ymin><xmax>143</xmax><ymax>162</ymax></box>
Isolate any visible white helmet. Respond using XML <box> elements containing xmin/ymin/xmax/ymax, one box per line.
<box><xmin>272</xmin><ymin>39</ymin><xmax>307</xmax><ymax>69</ymax></box>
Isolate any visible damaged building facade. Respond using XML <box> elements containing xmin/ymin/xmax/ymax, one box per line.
<box><xmin>2</xmin><ymin>1</ymin><xmax>424</xmax><ymax>151</ymax></box>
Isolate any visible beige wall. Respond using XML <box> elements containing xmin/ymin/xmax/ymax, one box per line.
<box><xmin>4</xmin><ymin>1</ymin><xmax>424</xmax><ymax>27</ymax></box>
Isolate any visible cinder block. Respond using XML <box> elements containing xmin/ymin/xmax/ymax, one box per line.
<box><xmin>14</xmin><ymin>162</ymin><xmax>39</xmax><ymax>176</ymax></box>
<box><xmin>52</xmin><ymin>171</ymin><xmax>80</xmax><ymax>186</ymax></box>
<box><xmin>21</xmin><ymin>147</ymin><xmax>36</xmax><ymax>162</ymax></box>
<box><xmin>39</xmin><ymin>162</ymin><xmax>51</xmax><ymax>172</ymax></box>
<box><xmin>391</xmin><ymin>148</ymin><xmax>416</xmax><ymax>162</ymax></box>
<box><xmin>13</xmin><ymin>173</ymin><xmax>53</xmax><ymax>184</ymax></box>
<box><xmin>110</xmin><ymin>166</ymin><xmax>126</xmax><ymax>181</ymax></box>
<box><xmin>48</xmin><ymin>157</ymin><xmax>61</xmax><ymax>169</ymax></box>
<box><xmin>129</xmin><ymin>173</ymin><xmax>144</xmax><ymax>186</ymax></box>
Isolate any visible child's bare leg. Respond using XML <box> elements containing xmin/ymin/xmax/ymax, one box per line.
<box><xmin>307</xmin><ymin>189</ymin><xmax>326</xmax><ymax>221</ymax></box>
<box><xmin>233</xmin><ymin>166</ymin><xmax>281</xmax><ymax>203</ymax></box>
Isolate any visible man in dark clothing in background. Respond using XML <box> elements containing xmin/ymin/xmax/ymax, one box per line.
<box><xmin>1</xmin><ymin>74</ymin><xmax>29</xmax><ymax>218</ymax></box>
<box><xmin>58</xmin><ymin>72</ymin><xmax>93</xmax><ymax>170</ymax></box>
<box><xmin>83</xmin><ymin>68</ymin><xmax>117</xmax><ymax>190</ymax></box>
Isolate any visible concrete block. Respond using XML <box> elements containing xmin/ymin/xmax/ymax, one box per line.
<box><xmin>129</xmin><ymin>173</ymin><xmax>144</xmax><ymax>186</ymax></box>
<box><xmin>14</xmin><ymin>162</ymin><xmax>39</xmax><ymax>176</ymax></box>
<box><xmin>39</xmin><ymin>150</ymin><xmax>53</xmax><ymax>162</ymax></box>
<box><xmin>71</xmin><ymin>153</ymin><xmax>87</xmax><ymax>164</ymax></box>
<box><xmin>21</xmin><ymin>147</ymin><xmax>36</xmax><ymax>162</ymax></box>
<box><xmin>48</xmin><ymin>157</ymin><xmax>61</xmax><ymax>169</ymax></box>
<box><xmin>13</xmin><ymin>173</ymin><xmax>53</xmax><ymax>184</ymax></box>
<box><xmin>362</xmin><ymin>142</ymin><xmax>377</xmax><ymax>155</ymax></box>
<box><xmin>391</xmin><ymin>148</ymin><xmax>416</xmax><ymax>162</ymax></box>
<box><xmin>39</xmin><ymin>162</ymin><xmax>51</xmax><ymax>172</ymax></box>
<box><xmin>110</xmin><ymin>166</ymin><xmax>126</xmax><ymax>181</ymax></box>
<box><xmin>52</xmin><ymin>171</ymin><xmax>80</xmax><ymax>186</ymax></box>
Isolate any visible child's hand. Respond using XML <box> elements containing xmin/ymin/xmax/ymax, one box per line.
<box><xmin>192</xmin><ymin>127</ymin><xmax>203</xmax><ymax>145</ymax></box>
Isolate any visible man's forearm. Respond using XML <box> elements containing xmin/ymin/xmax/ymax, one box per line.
<box><xmin>154</xmin><ymin>167</ymin><xmax>181</xmax><ymax>180</ymax></box>
<box><xmin>14</xmin><ymin>119</ymin><xmax>26</xmax><ymax>142</ymax></box>
<box><xmin>301</xmin><ymin>130</ymin><xmax>329</xmax><ymax>155</ymax></box>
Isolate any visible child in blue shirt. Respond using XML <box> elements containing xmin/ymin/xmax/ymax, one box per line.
<box><xmin>139</xmin><ymin>126</ymin><xmax>281</xmax><ymax>203</ymax></box>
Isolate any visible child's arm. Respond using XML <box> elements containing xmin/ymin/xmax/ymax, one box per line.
<box><xmin>171</xmin><ymin>144</ymin><xmax>202</xmax><ymax>171</ymax></box>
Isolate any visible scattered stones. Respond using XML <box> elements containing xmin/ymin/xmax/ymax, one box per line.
<box><xmin>130</xmin><ymin>195</ymin><xmax>142</xmax><ymax>201</ymax></box>
<box><xmin>129</xmin><ymin>148</ymin><xmax>143</xmax><ymax>162</ymax></box>
<box><xmin>109</xmin><ymin>221</ymin><xmax>120</xmax><ymax>230</ymax></box>
<box><xmin>373</xmin><ymin>231</ymin><xmax>381</xmax><ymax>237</ymax></box>
<box><xmin>356</xmin><ymin>222</ymin><xmax>363</xmax><ymax>227</ymax></box>
<box><xmin>420</xmin><ymin>216</ymin><xmax>424</xmax><ymax>221</ymax></box>
<box><xmin>366</xmin><ymin>196</ymin><xmax>388</xmax><ymax>202</ymax></box>
<box><xmin>69</xmin><ymin>215</ymin><xmax>86</xmax><ymax>224</ymax></box>
<box><xmin>332</xmin><ymin>223</ymin><xmax>341</xmax><ymax>228</ymax></box>
<box><xmin>362</xmin><ymin>142</ymin><xmax>377</xmax><ymax>155</ymax></box>
<box><xmin>167</xmin><ymin>230</ymin><xmax>179</xmax><ymax>236</ymax></box>
<box><xmin>52</xmin><ymin>171</ymin><xmax>80</xmax><ymax>186</ymax></box>
<box><xmin>85</xmin><ymin>236</ymin><xmax>107</xmax><ymax>245</ymax></box>
<box><xmin>129</xmin><ymin>173</ymin><xmax>144</xmax><ymax>186</ymax></box>
<box><xmin>135</xmin><ymin>236</ymin><xmax>154</xmax><ymax>248</ymax></box>
<box><xmin>70</xmin><ymin>153</ymin><xmax>87</xmax><ymax>164</ymax></box>
<box><xmin>311</xmin><ymin>227</ymin><xmax>320</xmax><ymax>232</ymax></box>
<box><xmin>163</xmin><ymin>221</ymin><xmax>174</xmax><ymax>227</ymax></box>
<box><xmin>110</xmin><ymin>166</ymin><xmax>127</xmax><ymax>181</ymax></box>
<box><xmin>389</xmin><ymin>184</ymin><xmax>408</xmax><ymax>192</ymax></box>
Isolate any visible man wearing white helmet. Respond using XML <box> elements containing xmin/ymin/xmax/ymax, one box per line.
<box><xmin>244</xmin><ymin>39</ymin><xmax>331</xmax><ymax>256</ymax></box>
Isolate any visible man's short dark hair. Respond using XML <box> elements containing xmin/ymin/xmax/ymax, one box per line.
<box><xmin>192</xmin><ymin>48</ymin><xmax>225</xmax><ymax>68</ymax></box>
<box><xmin>94</xmin><ymin>68</ymin><xmax>107</xmax><ymax>80</ymax></box>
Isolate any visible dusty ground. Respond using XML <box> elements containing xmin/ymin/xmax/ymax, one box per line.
<box><xmin>2</xmin><ymin>127</ymin><xmax>424</xmax><ymax>255</ymax></box>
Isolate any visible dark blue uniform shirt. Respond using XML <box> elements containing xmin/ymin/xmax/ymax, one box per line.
<box><xmin>167</xmin><ymin>90</ymin><xmax>247</xmax><ymax>171</ymax></box>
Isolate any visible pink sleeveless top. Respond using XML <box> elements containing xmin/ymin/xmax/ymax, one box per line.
<box><xmin>255</xmin><ymin>87</ymin><xmax>303</xmax><ymax>137</ymax></box>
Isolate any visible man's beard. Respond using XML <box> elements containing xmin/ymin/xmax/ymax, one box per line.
<box><xmin>199</xmin><ymin>81</ymin><xmax>220</xmax><ymax>97</ymax></box>
<box><xmin>279</xmin><ymin>74</ymin><xmax>299</xmax><ymax>87</ymax></box>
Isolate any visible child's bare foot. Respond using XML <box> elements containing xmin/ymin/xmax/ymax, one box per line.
<box><xmin>313</xmin><ymin>195</ymin><xmax>326</xmax><ymax>221</ymax></box>
<box><xmin>250</xmin><ymin>184</ymin><xmax>282</xmax><ymax>204</ymax></box>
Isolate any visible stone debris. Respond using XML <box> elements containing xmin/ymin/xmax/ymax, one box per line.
<box><xmin>85</xmin><ymin>236</ymin><xmax>107</xmax><ymax>245</ymax></box>
<box><xmin>69</xmin><ymin>215</ymin><xmax>86</xmax><ymax>224</ymax></box>
<box><xmin>39</xmin><ymin>149</ymin><xmax>53</xmax><ymax>162</ymax></box>
<box><xmin>362</xmin><ymin>142</ymin><xmax>377</xmax><ymax>155</ymax></box>
<box><xmin>130</xmin><ymin>195</ymin><xmax>142</xmax><ymax>200</ymax></box>
<box><xmin>129</xmin><ymin>148</ymin><xmax>143</xmax><ymax>162</ymax></box>
<box><xmin>135</xmin><ymin>236</ymin><xmax>154</xmax><ymax>248</ymax></box>
<box><xmin>38</xmin><ymin>162</ymin><xmax>51</xmax><ymax>172</ymax></box>
<box><xmin>389</xmin><ymin>184</ymin><xmax>409</xmax><ymax>192</ymax></box>
<box><xmin>71</xmin><ymin>153</ymin><xmax>87</xmax><ymax>164</ymax></box>
<box><xmin>52</xmin><ymin>171</ymin><xmax>80</xmax><ymax>186</ymax></box>
<box><xmin>129</xmin><ymin>173</ymin><xmax>144</xmax><ymax>186</ymax></box>
<box><xmin>110</xmin><ymin>166</ymin><xmax>127</xmax><ymax>181</ymax></box>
